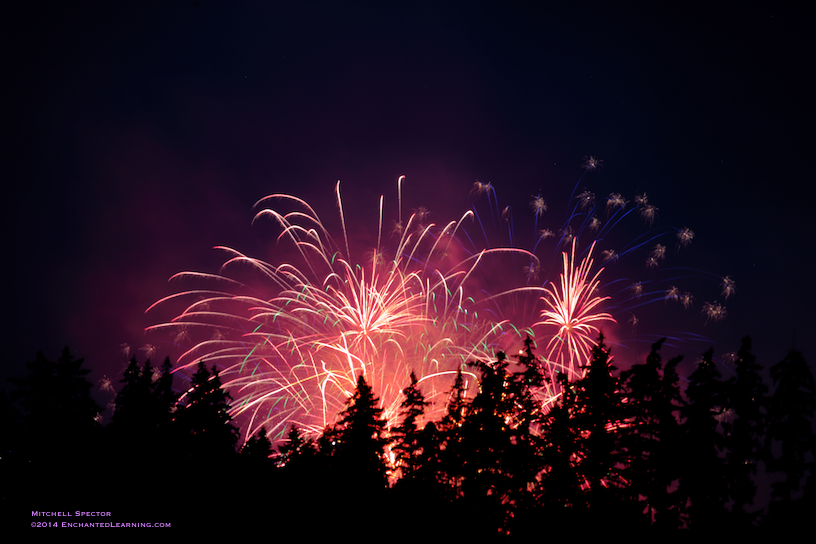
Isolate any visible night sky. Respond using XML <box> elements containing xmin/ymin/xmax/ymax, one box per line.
<box><xmin>3</xmin><ymin>2</ymin><xmax>813</xmax><ymax>406</ymax></box>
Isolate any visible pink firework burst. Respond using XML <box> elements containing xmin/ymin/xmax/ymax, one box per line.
<box><xmin>536</xmin><ymin>239</ymin><xmax>616</xmax><ymax>381</ymax></box>
<box><xmin>145</xmin><ymin>180</ymin><xmax>541</xmax><ymax>443</ymax></box>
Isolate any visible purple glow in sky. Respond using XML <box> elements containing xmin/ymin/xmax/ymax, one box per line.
<box><xmin>3</xmin><ymin>2</ymin><xmax>813</xmax><ymax>412</ymax></box>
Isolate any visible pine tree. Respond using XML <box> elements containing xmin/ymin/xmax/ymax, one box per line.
<box><xmin>504</xmin><ymin>337</ymin><xmax>549</xmax><ymax>531</ymax></box>
<box><xmin>680</xmin><ymin>348</ymin><xmax>730</xmax><ymax>530</ymax></box>
<box><xmin>437</xmin><ymin>367</ymin><xmax>470</xmax><ymax>498</ymax></box>
<box><xmin>441</xmin><ymin>367</ymin><xmax>469</xmax><ymax>430</ymax></box>
<box><xmin>459</xmin><ymin>352</ymin><xmax>516</xmax><ymax>532</ymax></box>
<box><xmin>241</xmin><ymin>426</ymin><xmax>273</xmax><ymax>461</ymax></box>
<box><xmin>570</xmin><ymin>335</ymin><xmax>628</xmax><ymax>524</ymax></box>
<box><xmin>653</xmin><ymin>352</ymin><xmax>686</xmax><ymax>530</ymax></box>
<box><xmin>152</xmin><ymin>357</ymin><xmax>178</xmax><ymax>444</ymax></box>
<box><xmin>539</xmin><ymin>371</ymin><xmax>586</xmax><ymax>519</ymax></box>
<box><xmin>273</xmin><ymin>424</ymin><xmax>322</xmax><ymax>531</ymax></box>
<box><xmin>10</xmin><ymin>348</ymin><xmax>102</xmax><ymax>464</ymax></box>
<box><xmin>619</xmin><ymin>338</ymin><xmax>685</xmax><ymax>530</ymax></box>
<box><xmin>390</xmin><ymin>372</ymin><xmax>451</xmax><ymax>523</ymax></box>
<box><xmin>276</xmin><ymin>424</ymin><xmax>316</xmax><ymax>470</ymax></box>
<box><xmin>723</xmin><ymin>336</ymin><xmax>768</xmax><ymax>525</ymax></box>
<box><xmin>110</xmin><ymin>357</ymin><xmax>179</xmax><ymax>455</ymax></box>
<box><xmin>110</xmin><ymin>358</ymin><xmax>153</xmax><ymax>436</ymax></box>
<box><xmin>391</xmin><ymin>370</ymin><xmax>430</xmax><ymax>481</ymax></box>
<box><xmin>9</xmin><ymin>348</ymin><xmax>103</xmax><ymax>503</ymax></box>
<box><xmin>454</xmin><ymin>343</ymin><xmax>548</xmax><ymax>535</ymax></box>
<box><xmin>331</xmin><ymin>373</ymin><xmax>391</xmax><ymax>492</ymax></box>
<box><xmin>766</xmin><ymin>349</ymin><xmax>815</xmax><ymax>510</ymax></box>
<box><xmin>174</xmin><ymin>362</ymin><xmax>240</xmax><ymax>463</ymax></box>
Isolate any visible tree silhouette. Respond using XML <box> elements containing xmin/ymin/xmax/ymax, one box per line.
<box><xmin>241</xmin><ymin>426</ymin><xmax>273</xmax><ymax>461</ymax></box>
<box><xmin>152</xmin><ymin>357</ymin><xmax>178</xmax><ymax>440</ymax></box>
<box><xmin>390</xmin><ymin>372</ymin><xmax>453</xmax><ymax>527</ymax></box>
<box><xmin>619</xmin><ymin>338</ymin><xmax>685</xmax><ymax>529</ymax></box>
<box><xmin>680</xmin><ymin>348</ymin><xmax>730</xmax><ymax>530</ymax></box>
<box><xmin>458</xmin><ymin>352</ymin><xmax>519</xmax><ymax>533</ymax></box>
<box><xmin>174</xmin><ymin>361</ymin><xmax>239</xmax><ymax>463</ymax></box>
<box><xmin>10</xmin><ymin>347</ymin><xmax>102</xmax><ymax>464</ymax></box>
<box><xmin>538</xmin><ymin>371</ymin><xmax>586</xmax><ymax>522</ymax></box>
<box><xmin>436</xmin><ymin>366</ymin><xmax>470</xmax><ymax>499</ymax></box>
<box><xmin>453</xmin><ymin>342</ymin><xmax>549</xmax><ymax>535</ymax></box>
<box><xmin>570</xmin><ymin>335</ymin><xmax>629</xmax><ymax>525</ymax></box>
<box><xmin>110</xmin><ymin>358</ymin><xmax>155</xmax><ymax>438</ymax></box>
<box><xmin>7</xmin><ymin>329</ymin><xmax>806</xmax><ymax>532</ymax></box>
<box><xmin>440</xmin><ymin>366</ymin><xmax>469</xmax><ymax>430</ymax></box>
<box><xmin>8</xmin><ymin>348</ymin><xmax>103</xmax><ymax>504</ymax></box>
<box><xmin>268</xmin><ymin>424</ymin><xmax>323</xmax><ymax>533</ymax></box>
<box><xmin>276</xmin><ymin>424</ymin><xmax>316</xmax><ymax>469</ymax></box>
<box><xmin>765</xmin><ymin>348</ymin><xmax>816</xmax><ymax>527</ymax></box>
<box><xmin>722</xmin><ymin>336</ymin><xmax>768</xmax><ymax>525</ymax></box>
<box><xmin>104</xmin><ymin>355</ymin><xmax>180</xmax><ymax>504</ymax></box>
<box><xmin>331</xmin><ymin>373</ymin><xmax>391</xmax><ymax>492</ymax></box>
<box><xmin>503</xmin><ymin>337</ymin><xmax>550</xmax><ymax>532</ymax></box>
<box><xmin>391</xmin><ymin>370</ymin><xmax>430</xmax><ymax>482</ymax></box>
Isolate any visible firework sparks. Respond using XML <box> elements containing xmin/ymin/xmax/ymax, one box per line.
<box><xmin>575</xmin><ymin>189</ymin><xmax>595</xmax><ymax>211</ymax></box>
<box><xmin>606</xmin><ymin>193</ymin><xmax>627</xmax><ymax>214</ymax></box>
<box><xmin>147</xmin><ymin>180</ymin><xmax>542</xmax><ymax>441</ymax></box>
<box><xmin>536</xmin><ymin>240</ymin><xmax>615</xmax><ymax>381</ymax></box>
<box><xmin>677</xmin><ymin>226</ymin><xmax>695</xmax><ymax>248</ymax></box>
<box><xmin>530</xmin><ymin>194</ymin><xmax>548</xmax><ymax>216</ymax></box>
<box><xmin>99</xmin><ymin>375</ymin><xmax>115</xmax><ymax>395</ymax></box>
<box><xmin>702</xmin><ymin>301</ymin><xmax>727</xmax><ymax>324</ymax></box>
<box><xmin>144</xmin><ymin>157</ymin><xmax>734</xmax><ymax>444</ymax></box>
<box><xmin>721</xmin><ymin>276</ymin><xmax>736</xmax><ymax>299</ymax></box>
<box><xmin>582</xmin><ymin>156</ymin><xmax>603</xmax><ymax>171</ymax></box>
<box><xmin>640</xmin><ymin>204</ymin><xmax>658</xmax><ymax>226</ymax></box>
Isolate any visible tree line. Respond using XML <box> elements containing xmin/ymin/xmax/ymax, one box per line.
<box><xmin>2</xmin><ymin>336</ymin><xmax>815</xmax><ymax>536</ymax></box>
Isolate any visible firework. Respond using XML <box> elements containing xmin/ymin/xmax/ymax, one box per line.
<box><xmin>536</xmin><ymin>240</ymin><xmax>615</xmax><ymax>381</ymax></box>
<box><xmin>145</xmin><ymin>159</ymin><xmax>734</xmax><ymax>443</ymax></box>
<box><xmin>146</xmin><ymin>180</ymin><xmax>542</xmax><ymax>441</ymax></box>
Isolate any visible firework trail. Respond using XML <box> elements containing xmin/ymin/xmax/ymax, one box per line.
<box><xmin>536</xmin><ymin>239</ymin><xmax>615</xmax><ymax>381</ymax></box>
<box><xmin>465</xmin><ymin>159</ymin><xmax>735</xmax><ymax>381</ymax></box>
<box><xmin>145</xmin><ymin>160</ymin><xmax>734</xmax><ymax>443</ymax></box>
<box><xmin>146</xmin><ymin>180</ymin><xmax>543</xmax><ymax>441</ymax></box>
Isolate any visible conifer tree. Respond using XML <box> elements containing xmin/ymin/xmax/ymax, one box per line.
<box><xmin>437</xmin><ymin>367</ymin><xmax>470</xmax><ymax>497</ymax></box>
<box><xmin>459</xmin><ymin>352</ymin><xmax>516</xmax><ymax>530</ymax></box>
<box><xmin>766</xmin><ymin>349</ymin><xmax>815</xmax><ymax>507</ymax></box>
<box><xmin>570</xmin><ymin>336</ymin><xmax>628</xmax><ymax>522</ymax></box>
<box><xmin>241</xmin><ymin>426</ymin><xmax>273</xmax><ymax>461</ymax></box>
<box><xmin>277</xmin><ymin>424</ymin><xmax>316</xmax><ymax>470</ymax></box>
<box><xmin>680</xmin><ymin>348</ymin><xmax>730</xmax><ymax>529</ymax></box>
<box><xmin>9</xmin><ymin>348</ymin><xmax>103</xmax><ymax>503</ymax></box>
<box><xmin>441</xmin><ymin>367</ymin><xmax>469</xmax><ymax>430</ymax></box>
<box><xmin>619</xmin><ymin>339</ymin><xmax>685</xmax><ymax>529</ymax></box>
<box><xmin>108</xmin><ymin>356</ymin><xmax>178</xmax><ymax>467</ymax></box>
<box><xmin>152</xmin><ymin>357</ymin><xmax>178</xmax><ymax>442</ymax></box>
<box><xmin>652</xmin><ymin>352</ymin><xmax>686</xmax><ymax>529</ymax></box>
<box><xmin>391</xmin><ymin>371</ymin><xmax>430</xmax><ymax>481</ymax></box>
<box><xmin>539</xmin><ymin>371</ymin><xmax>586</xmax><ymax>519</ymax></box>
<box><xmin>11</xmin><ymin>348</ymin><xmax>102</xmax><ymax>464</ymax></box>
<box><xmin>273</xmin><ymin>424</ymin><xmax>322</xmax><ymax>530</ymax></box>
<box><xmin>111</xmin><ymin>358</ymin><xmax>153</xmax><ymax>435</ymax></box>
<box><xmin>331</xmin><ymin>373</ymin><xmax>391</xmax><ymax>491</ymax></box>
<box><xmin>723</xmin><ymin>336</ymin><xmax>768</xmax><ymax>524</ymax></box>
<box><xmin>456</xmin><ymin>343</ymin><xmax>548</xmax><ymax>535</ymax></box>
<box><xmin>174</xmin><ymin>362</ymin><xmax>240</xmax><ymax>463</ymax></box>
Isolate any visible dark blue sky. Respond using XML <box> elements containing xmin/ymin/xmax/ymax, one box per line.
<box><xmin>3</xmin><ymin>2</ymin><xmax>813</xmax><ymax>399</ymax></box>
